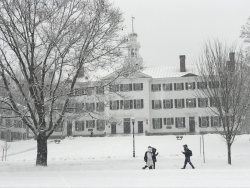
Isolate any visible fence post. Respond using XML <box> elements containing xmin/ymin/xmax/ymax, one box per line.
<box><xmin>202</xmin><ymin>134</ymin><xmax>205</xmax><ymax>163</ymax></box>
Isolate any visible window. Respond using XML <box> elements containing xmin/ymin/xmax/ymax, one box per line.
<box><xmin>74</xmin><ymin>88</ymin><xmax>81</xmax><ymax>96</ymax></box>
<box><xmin>175</xmin><ymin>99</ymin><xmax>185</xmax><ymax>108</ymax></box>
<box><xmin>198</xmin><ymin>98</ymin><xmax>208</xmax><ymax>108</ymax></box>
<box><xmin>175</xmin><ymin>117</ymin><xmax>185</xmax><ymax>128</ymax></box>
<box><xmin>164</xmin><ymin>118</ymin><xmax>174</xmax><ymax>129</ymax></box>
<box><xmin>133</xmin><ymin>83</ymin><xmax>143</xmax><ymax>91</ymax></box>
<box><xmin>5</xmin><ymin>110</ymin><xmax>12</xmax><ymax>115</ymax></box>
<box><xmin>163</xmin><ymin>83</ymin><xmax>172</xmax><ymax>91</ymax></box>
<box><xmin>109</xmin><ymin>85</ymin><xmax>119</xmax><ymax>92</ymax></box>
<box><xmin>152</xmin><ymin>118</ymin><xmax>162</xmax><ymax>129</ymax></box>
<box><xmin>186</xmin><ymin>98</ymin><xmax>196</xmax><ymax>108</ymax></box>
<box><xmin>75</xmin><ymin>102</ymin><xmax>84</xmax><ymax>113</ymax></box>
<box><xmin>163</xmin><ymin>99</ymin><xmax>173</xmax><ymax>109</ymax></box>
<box><xmin>174</xmin><ymin>83</ymin><xmax>184</xmax><ymax>91</ymax></box>
<box><xmin>85</xmin><ymin>87</ymin><xmax>94</xmax><ymax>95</ymax></box>
<box><xmin>97</xmin><ymin>120</ymin><xmax>105</xmax><ymax>131</ymax></box>
<box><xmin>66</xmin><ymin>100</ymin><xmax>75</xmax><ymax>113</ymax></box>
<box><xmin>23</xmin><ymin>123</ymin><xmax>26</xmax><ymax>129</ymax></box>
<box><xmin>75</xmin><ymin>121</ymin><xmax>84</xmax><ymax>131</ymax></box>
<box><xmin>120</xmin><ymin>84</ymin><xmax>132</xmax><ymax>92</ymax></box>
<box><xmin>16</xmin><ymin>120</ymin><xmax>23</xmax><ymax>128</ymax></box>
<box><xmin>211</xmin><ymin>116</ymin><xmax>221</xmax><ymax>127</ymax></box>
<box><xmin>131</xmin><ymin>48</ymin><xmax>137</xmax><ymax>57</ymax></box>
<box><xmin>55</xmin><ymin>122</ymin><xmax>63</xmax><ymax>132</ymax></box>
<box><xmin>5</xmin><ymin>119</ymin><xmax>12</xmax><ymax>127</ymax></box>
<box><xmin>86</xmin><ymin>103</ymin><xmax>95</xmax><ymax>111</ymax></box>
<box><xmin>14</xmin><ymin>120</ymin><xmax>18</xmax><ymax>128</ymax></box>
<box><xmin>86</xmin><ymin>120</ymin><xmax>95</xmax><ymax>128</ymax></box>
<box><xmin>133</xmin><ymin>99</ymin><xmax>144</xmax><ymax>109</ymax></box>
<box><xmin>120</xmin><ymin>100</ymin><xmax>133</xmax><ymax>110</ymax></box>
<box><xmin>0</xmin><ymin>117</ymin><xmax>3</xmax><ymax>126</ymax></box>
<box><xmin>210</xmin><ymin>97</ymin><xmax>218</xmax><ymax>107</ymax></box>
<box><xmin>209</xmin><ymin>81</ymin><xmax>219</xmax><ymax>88</ymax></box>
<box><xmin>96</xmin><ymin>102</ymin><xmax>105</xmax><ymax>112</ymax></box>
<box><xmin>152</xmin><ymin>100</ymin><xmax>162</xmax><ymax>109</ymax></box>
<box><xmin>96</xmin><ymin>87</ymin><xmax>104</xmax><ymax>95</ymax></box>
<box><xmin>199</xmin><ymin>117</ymin><xmax>209</xmax><ymax>127</ymax></box>
<box><xmin>185</xmin><ymin>82</ymin><xmax>195</xmax><ymax>90</ymax></box>
<box><xmin>56</xmin><ymin>103</ymin><xmax>64</xmax><ymax>110</ymax></box>
<box><xmin>151</xmin><ymin>84</ymin><xmax>161</xmax><ymax>92</ymax></box>
<box><xmin>23</xmin><ymin>133</ymin><xmax>26</xmax><ymax>140</ymax></box>
<box><xmin>110</xmin><ymin>100</ymin><xmax>119</xmax><ymax>110</ymax></box>
<box><xmin>49</xmin><ymin>71</ymin><xmax>54</xmax><ymax>79</ymax></box>
<box><xmin>197</xmin><ymin>82</ymin><xmax>207</xmax><ymax>89</ymax></box>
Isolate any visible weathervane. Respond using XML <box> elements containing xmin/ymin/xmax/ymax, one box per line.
<box><xmin>132</xmin><ymin>16</ymin><xmax>135</xmax><ymax>32</ymax></box>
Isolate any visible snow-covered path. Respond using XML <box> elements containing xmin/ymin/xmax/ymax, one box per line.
<box><xmin>0</xmin><ymin>134</ymin><xmax>250</xmax><ymax>187</ymax></box>
<box><xmin>1</xmin><ymin>159</ymin><xmax>250</xmax><ymax>188</ymax></box>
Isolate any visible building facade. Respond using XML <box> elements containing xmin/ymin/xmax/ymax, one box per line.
<box><xmin>47</xmin><ymin>31</ymin><xmax>222</xmax><ymax>138</ymax></box>
<box><xmin>0</xmin><ymin>102</ymin><xmax>28</xmax><ymax>141</ymax></box>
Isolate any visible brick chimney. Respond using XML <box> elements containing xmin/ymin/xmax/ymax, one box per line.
<box><xmin>228</xmin><ymin>52</ymin><xmax>235</xmax><ymax>71</ymax></box>
<box><xmin>180</xmin><ymin>55</ymin><xmax>186</xmax><ymax>72</ymax></box>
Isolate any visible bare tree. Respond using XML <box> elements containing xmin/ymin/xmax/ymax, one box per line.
<box><xmin>196</xmin><ymin>40</ymin><xmax>250</xmax><ymax>165</ymax></box>
<box><xmin>0</xmin><ymin>0</ymin><xmax>130</xmax><ymax>166</ymax></box>
<box><xmin>241</xmin><ymin>17</ymin><xmax>250</xmax><ymax>43</ymax></box>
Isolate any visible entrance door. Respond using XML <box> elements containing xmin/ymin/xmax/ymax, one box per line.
<box><xmin>111</xmin><ymin>122</ymin><xmax>116</xmax><ymax>134</ymax></box>
<box><xmin>67</xmin><ymin>121</ymin><xmax>72</xmax><ymax>136</ymax></box>
<box><xmin>189</xmin><ymin>117</ymin><xmax>195</xmax><ymax>133</ymax></box>
<box><xmin>124</xmin><ymin>118</ymin><xmax>131</xmax><ymax>133</ymax></box>
<box><xmin>138</xmin><ymin>121</ymin><xmax>143</xmax><ymax>133</ymax></box>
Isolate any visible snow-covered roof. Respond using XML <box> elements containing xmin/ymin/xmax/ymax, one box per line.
<box><xmin>75</xmin><ymin>64</ymin><xmax>199</xmax><ymax>84</ymax></box>
<box><xmin>140</xmin><ymin>64</ymin><xmax>198</xmax><ymax>78</ymax></box>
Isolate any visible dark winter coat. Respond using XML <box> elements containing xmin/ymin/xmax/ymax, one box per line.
<box><xmin>182</xmin><ymin>148</ymin><xmax>192</xmax><ymax>158</ymax></box>
<box><xmin>144</xmin><ymin>147</ymin><xmax>158</xmax><ymax>162</ymax></box>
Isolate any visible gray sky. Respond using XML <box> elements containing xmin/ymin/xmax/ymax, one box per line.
<box><xmin>112</xmin><ymin>0</ymin><xmax>250</xmax><ymax>67</ymax></box>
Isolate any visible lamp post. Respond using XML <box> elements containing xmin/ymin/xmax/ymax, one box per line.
<box><xmin>131</xmin><ymin>116</ymin><xmax>135</xmax><ymax>157</ymax></box>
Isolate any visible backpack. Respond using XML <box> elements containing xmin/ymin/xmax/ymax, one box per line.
<box><xmin>188</xmin><ymin>149</ymin><xmax>192</xmax><ymax>156</ymax></box>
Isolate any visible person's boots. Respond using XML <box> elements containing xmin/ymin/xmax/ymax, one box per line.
<box><xmin>181</xmin><ymin>164</ymin><xmax>186</xmax><ymax>169</ymax></box>
<box><xmin>190</xmin><ymin>162</ymin><xmax>195</xmax><ymax>169</ymax></box>
<box><xmin>142</xmin><ymin>165</ymin><xmax>147</xmax><ymax>169</ymax></box>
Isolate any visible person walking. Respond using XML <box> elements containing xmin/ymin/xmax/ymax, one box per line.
<box><xmin>142</xmin><ymin>147</ymin><xmax>154</xmax><ymax>169</ymax></box>
<box><xmin>148</xmin><ymin>146</ymin><xmax>158</xmax><ymax>169</ymax></box>
<box><xmin>181</xmin><ymin>144</ymin><xmax>195</xmax><ymax>169</ymax></box>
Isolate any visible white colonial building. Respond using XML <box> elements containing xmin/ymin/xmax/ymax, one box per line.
<box><xmin>46</xmin><ymin>30</ymin><xmax>224</xmax><ymax>138</ymax></box>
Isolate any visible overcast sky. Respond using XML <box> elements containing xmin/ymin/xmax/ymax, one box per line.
<box><xmin>112</xmin><ymin>0</ymin><xmax>250</xmax><ymax>67</ymax></box>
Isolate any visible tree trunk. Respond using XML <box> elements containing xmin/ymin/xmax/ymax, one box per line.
<box><xmin>36</xmin><ymin>132</ymin><xmax>48</xmax><ymax>166</ymax></box>
<box><xmin>227</xmin><ymin>142</ymin><xmax>231</xmax><ymax>165</ymax></box>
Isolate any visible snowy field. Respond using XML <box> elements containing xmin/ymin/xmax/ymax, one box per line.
<box><xmin>0</xmin><ymin>134</ymin><xmax>250</xmax><ymax>187</ymax></box>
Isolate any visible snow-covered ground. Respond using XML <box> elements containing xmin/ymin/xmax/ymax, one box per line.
<box><xmin>0</xmin><ymin>134</ymin><xmax>250</xmax><ymax>187</ymax></box>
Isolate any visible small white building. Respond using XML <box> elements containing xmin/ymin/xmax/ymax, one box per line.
<box><xmin>49</xmin><ymin>31</ymin><xmax>221</xmax><ymax>138</ymax></box>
